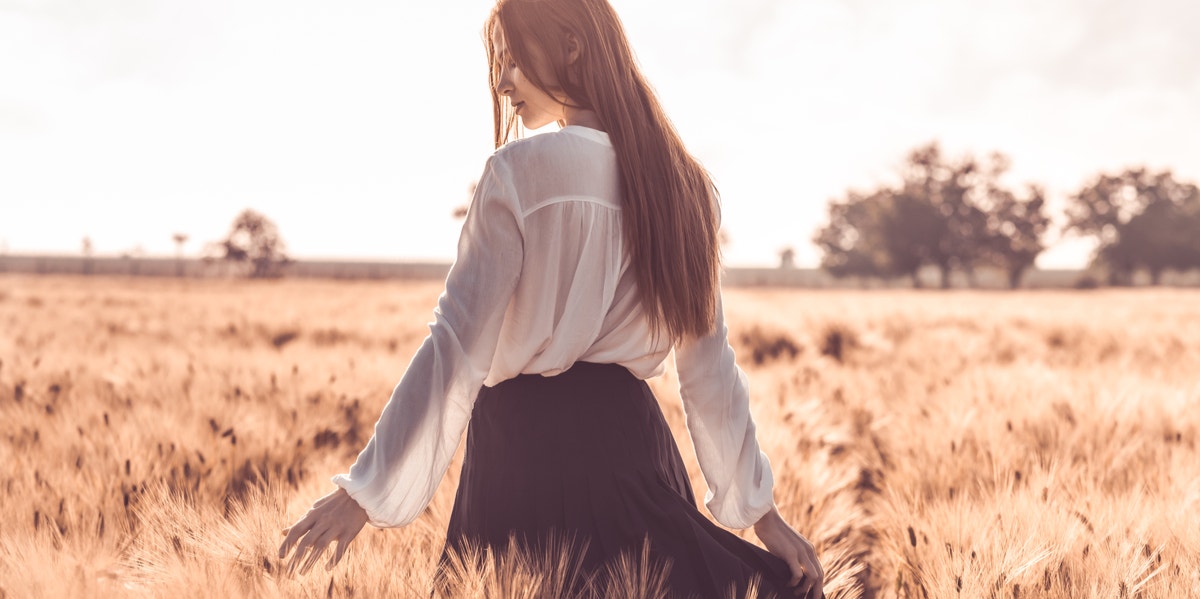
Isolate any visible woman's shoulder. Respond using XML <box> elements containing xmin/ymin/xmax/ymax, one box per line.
<box><xmin>484</xmin><ymin>128</ymin><xmax>618</xmax><ymax>205</ymax></box>
<box><xmin>493</xmin><ymin>127</ymin><xmax>613</xmax><ymax>169</ymax></box>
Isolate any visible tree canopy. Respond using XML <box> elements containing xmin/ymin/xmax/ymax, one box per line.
<box><xmin>208</xmin><ymin>209</ymin><xmax>290</xmax><ymax>278</ymax></box>
<box><xmin>1066</xmin><ymin>168</ymin><xmax>1200</xmax><ymax>285</ymax></box>
<box><xmin>814</xmin><ymin>142</ymin><xmax>1050</xmax><ymax>288</ymax></box>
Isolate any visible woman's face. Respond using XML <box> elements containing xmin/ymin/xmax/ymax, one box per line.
<box><xmin>492</xmin><ymin>26</ymin><xmax>568</xmax><ymax>130</ymax></box>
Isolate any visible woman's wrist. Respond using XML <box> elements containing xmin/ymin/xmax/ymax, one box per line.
<box><xmin>752</xmin><ymin>503</ymin><xmax>782</xmax><ymax>531</ymax></box>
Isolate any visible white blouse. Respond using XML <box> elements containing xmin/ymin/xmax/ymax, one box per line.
<box><xmin>331</xmin><ymin>125</ymin><xmax>775</xmax><ymax>531</ymax></box>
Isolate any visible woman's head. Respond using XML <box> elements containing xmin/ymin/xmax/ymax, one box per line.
<box><xmin>485</xmin><ymin>0</ymin><xmax>723</xmax><ymax>344</ymax></box>
<box><xmin>485</xmin><ymin>0</ymin><xmax>635</xmax><ymax>139</ymax></box>
<box><xmin>488</xmin><ymin>23</ymin><xmax>574</xmax><ymax>131</ymax></box>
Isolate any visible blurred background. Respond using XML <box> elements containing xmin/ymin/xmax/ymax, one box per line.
<box><xmin>2</xmin><ymin>0</ymin><xmax>1198</xmax><ymax>284</ymax></box>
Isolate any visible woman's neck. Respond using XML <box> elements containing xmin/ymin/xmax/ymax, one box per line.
<box><xmin>562</xmin><ymin>107</ymin><xmax>605</xmax><ymax>132</ymax></box>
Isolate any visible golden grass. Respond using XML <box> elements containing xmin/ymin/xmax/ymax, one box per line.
<box><xmin>1</xmin><ymin>275</ymin><xmax>1197</xmax><ymax>598</ymax></box>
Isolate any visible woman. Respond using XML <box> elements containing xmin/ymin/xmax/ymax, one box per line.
<box><xmin>279</xmin><ymin>0</ymin><xmax>824</xmax><ymax>597</ymax></box>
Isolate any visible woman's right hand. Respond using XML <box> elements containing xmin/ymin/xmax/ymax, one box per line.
<box><xmin>753</xmin><ymin>505</ymin><xmax>825</xmax><ymax>599</ymax></box>
<box><xmin>279</xmin><ymin>487</ymin><xmax>369</xmax><ymax>576</ymax></box>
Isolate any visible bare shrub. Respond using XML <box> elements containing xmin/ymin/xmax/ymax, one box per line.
<box><xmin>310</xmin><ymin>328</ymin><xmax>354</xmax><ymax>346</ymax></box>
<box><xmin>269</xmin><ymin>330</ymin><xmax>299</xmax><ymax>349</ymax></box>
<box><xmin>821</xmin><ymin>322</ymin><xmax>859</xmax><ymax>363</ymax></box>
<box><xmin>738</xmin><ymin>326</ymin><xmax>802</xmax><ymax>366</ymax></box>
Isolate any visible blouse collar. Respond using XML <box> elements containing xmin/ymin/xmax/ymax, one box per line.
<box><xmin>561</xmin><ymin>125</ymin><xmax>611</xmax><ymax>146</ymax></box>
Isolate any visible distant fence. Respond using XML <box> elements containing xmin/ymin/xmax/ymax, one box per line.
<box><xmin>1</xmin><ymin>254</ymin><xmax>1198</xmax><ymax>288</ymax></box>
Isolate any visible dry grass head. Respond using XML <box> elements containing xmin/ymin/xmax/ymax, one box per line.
<box><xmin>3</xmin><ymin>277</ymin><xmax>1198</xmax><ymax>598</ymax></box>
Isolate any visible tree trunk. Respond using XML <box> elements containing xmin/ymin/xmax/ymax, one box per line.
<box><xmin>910</xmin><ymin>271</ymin><xmax>923</xmax><ymax>289</ymax></box>
<box><xmin>1008</xmin><ymin>266</ymin><xmax>1025</xmax><ymax>290</ymax></box>
<box><xmin>939</xmin><ymin>265</ymin><xmax>952</xmax><ymax>289</ymax></box>
<box><xmin>1150</xmin><ymin>268</ymin><xmax>1163</xmax><ymax>286</ymax></box>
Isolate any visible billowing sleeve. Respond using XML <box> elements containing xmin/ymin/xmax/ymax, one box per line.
<box><xmin>674</xmin><ymin>290</ymin><xmax>776</xmax><ymax>530</ymax></box>
<box><xmin>330</xmin><ymin>154</ymin><xmax>524</xmax><ymax>528</ymax></box>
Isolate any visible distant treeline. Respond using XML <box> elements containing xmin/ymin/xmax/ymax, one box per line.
<box><xmin>0</xmin><ymin>255</ymin><xmax>453</xmax><ymax>281</ymax></box>
<box><xmin>814</xmin><ymin>142</ymin><xmax>1200</xmax><ymax>288</ymax></box>
<box><xmin>10</xmin><ymin>143</ymin><xmax>1200</xmax><ymax>290</ymax></box>
<box><xmin>6</xmin><ymin>254</ymin><xmax>1199</xmax><ymax>289</ymax></box>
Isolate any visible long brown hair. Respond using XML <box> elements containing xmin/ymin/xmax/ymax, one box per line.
<box><xmin>485</xmin><ymin>0</ymin><xmax>722</xmax><ymax>344</ymax></box>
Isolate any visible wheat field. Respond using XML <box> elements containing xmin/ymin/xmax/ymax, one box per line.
<box><xmin>1</xmin><ymin>275</ymin><xmax>1197</xmax><ymax>598</ymax></box>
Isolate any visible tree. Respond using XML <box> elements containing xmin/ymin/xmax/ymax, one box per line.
<box><xmin>814</xmin><ymin>190</ymin><xmax>897</xmax><ymax>282</ymax></box>
<box><xmin>82</xmin><ymin>236</ymin><xmax>94</xmax><ymax>275</ymax></box>
<box><xmin>172</xmin><ymin>233</ymin><xmax>188</xmax><ymax>277</ymax></box>
<box><xmin>209</xmin><ymin>209</ymin><xmax>290</xmax><ymax>278</ymax></box>
<box><xmin>896</xmin><ymin>143</ymin><xmax>992</xmax><ymax>288</ymax></box>
<box><xmin>778</xmin><ymin>247</ymin><xmax>796</xmax><ymax>269</ymax></box>
<box><xmin>982</xmin><ymin>184</ymin><xmax>1050</xmax><ymax>289</ymax></box>
<box><xmin>815</xmin><ymin>142</ymin><xmax>1049</xmax><ymax>289</ymax></box>
<box><xmin>814</xmin><ymin>188</ymin><xmax>941</xmax><ymax>286</ymax></box>
<box><xmin>1177</xmin><ymin>192</ymin><xmax>1200</xmax><ymax>271</ymax></box>
<box><xmin>452</xmin><ymin>180</ymin><xmax>477</xmax><ymax>220</ymax></box>
<box><xmin>882</xmin><ymin>189</ymin><xmax>942</xmax><ymax>287</ymax></box>
<box><xmin>974</xmin><ymin>153</ymin><xmax>1052</xmax><ymax>289</ymax></box>
<box><xmin>1067</xmin><ymin>169</ymin><xmax>1200</xmax><ymax>285</ymax></box>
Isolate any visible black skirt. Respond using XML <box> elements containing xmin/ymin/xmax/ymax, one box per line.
<box><xmin>434</xmin><ymin>362</ymin><xmax>794</xmax><ymax>599</ymax></box>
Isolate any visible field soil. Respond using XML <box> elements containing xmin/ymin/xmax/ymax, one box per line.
<box><xmin>1</xmin><ymin>275</ymin><xmax>1198</xmax><ymax>598</ymax></box>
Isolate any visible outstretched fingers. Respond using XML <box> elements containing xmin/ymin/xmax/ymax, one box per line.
<box><xmin>279</xmin><ymin>519</ymin><xmax>310</xmax><ymax>560</ymax></box>
<box><xmin>284</xmin><ymin>519</ymin><xmax>328</xmax><ymax>575</ymax></box>
<box><xmin>277</xmin><ymin>489</ymin><xmax>368</xmax><ymax>577</ymax></box>
<box><xmin>298</xmin><ymin>528</ymin><xmax>336</xmax><ymax>575</ymax></box>
<box><xmin>279</xmin><ymin>508</ymin><xmax>322</xmax><ymax>560</ymax></box>
<box><xmin>327</xmin><ymin>535</ymin><xmax>351</xmax><ymax>571</ymax></box>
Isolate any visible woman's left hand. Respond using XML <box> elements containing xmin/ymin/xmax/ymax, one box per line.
<box><xmin>278</xmin><ymin>487</ymin><xmax>369</xmax><ymax>575</ymax></box>
<box><xmin>753</xmin><ymin>505</ymin><xmax>825</xmax><ymax>599</ymax></box>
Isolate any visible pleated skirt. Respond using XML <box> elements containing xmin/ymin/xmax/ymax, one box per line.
<box><xmin>433</xmin><ymin>362</ymin><xmax>794</xmax><ymax>599</ymax></box>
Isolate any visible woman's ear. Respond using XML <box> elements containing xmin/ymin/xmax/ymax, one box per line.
<box><xmin>565</xmin><ymin>32</ymin><xmax>582</xmax><ymax>65</ymax></box>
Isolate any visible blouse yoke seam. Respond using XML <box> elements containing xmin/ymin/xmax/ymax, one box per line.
<box><xmin>521</xmin><ymin>196</ymin><xmax>621</xmax><ymax>219</ymax></box>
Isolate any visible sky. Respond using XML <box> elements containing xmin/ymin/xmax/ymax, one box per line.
<box><xmin>2</xmin><ymin>0</ymin><xmax>1198</xmax><ymax>267</ymax></box>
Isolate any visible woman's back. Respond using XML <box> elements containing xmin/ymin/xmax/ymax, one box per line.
<box><xmin>485</xmin><ymin>125</ymin><xmax>671</xmax><ymax>384</ymax></box>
